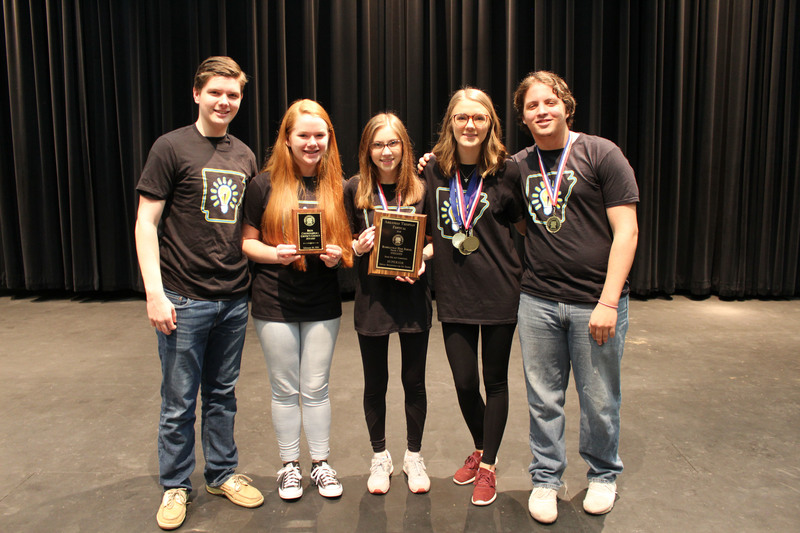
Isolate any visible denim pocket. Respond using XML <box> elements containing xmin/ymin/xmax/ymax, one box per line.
<box><xmin>164</xmin><ymin>289</ymin><xmax>189</xmax><ymax>307</ymax></box>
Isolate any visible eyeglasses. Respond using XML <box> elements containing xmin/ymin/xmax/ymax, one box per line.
<box><xmin>452</xmin><ymin>113</ymin><xmax>491</xmax><ymax>127</ymax></box>
<box><xmin>371</xmin><ymin>139</ymin><xmax>402</xmax><ymax>151</ymax></box>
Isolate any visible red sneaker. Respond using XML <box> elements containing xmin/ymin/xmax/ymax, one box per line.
<box><xmin>453</xmin><ymin>451</ymin><xmax>482</xmax><ymax>485</ymax></box>
<box><xmin>471</xmin><ymin>467</ymin><xmax>497</xmax><ymax>506</ymax></box>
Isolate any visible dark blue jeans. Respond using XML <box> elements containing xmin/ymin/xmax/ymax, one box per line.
<box><xmin>157</xmin><ymin>289</ymin><xmax>248</xmax><ymax>491</ymax></box>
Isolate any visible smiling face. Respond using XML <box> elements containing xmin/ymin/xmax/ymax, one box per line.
<box><xmin>286</xmin><ymin>114</ymin><xmax>329</xmax><ymax>176</ymax></box>
<box><xmin>193</xmin><ymin>75</ymin><xmax>242</xmax><ymax>137</ymax></box>
<box><xmin>521</xmin><ymin>82</ymin><xmax>570</xmax><ymax>150</ymax></box>
<box><xmin>369</xmin><ymin>125</ymin><xmax>403</xmax><ymax>183</ymax></box>
<box><xmin>451</xmin><ymin>99</ymin><xmax>491</xmax><ymax>162</ymax></box>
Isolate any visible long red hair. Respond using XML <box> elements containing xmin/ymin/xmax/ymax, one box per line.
<box><xmin>261</xmin><ymin>99</ymin><xmax>353</xmax><ymax>270</ymax></box>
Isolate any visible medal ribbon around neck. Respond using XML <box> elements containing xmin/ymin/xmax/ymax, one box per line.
<box><xmin>376</xmin><ymin>182</ymin><xmax>402</xmax><ymax>212</ymax></box>
<box><xmin>449</xmin><ymin>168</ymin><xmax>483</xmax><ymax>232</ymax></box>
<box><xmin>535</xmin><ymin>131</ymin><xmax>578</xmax><ymax>216</ymax></box>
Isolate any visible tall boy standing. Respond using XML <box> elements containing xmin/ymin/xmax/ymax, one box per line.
<box><xmin>135</xmin><ymin>56</ymin><xmax>263</xmax><ymax>530</ymax></box>
<box><xmin>509</xmin><ymin>71</ymin><xmax>639</xmax><ymax>524</ymax></box>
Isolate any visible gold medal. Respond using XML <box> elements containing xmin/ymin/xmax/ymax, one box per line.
<box><xmin>452</xmin><ymin>231</ymin><xmax>466</xmax><ymax>249</ymax></box>
<box><xmin>545</xmin><ymin>216</ymin><xmax>561</xmax><ymax>234</ymax></box>
<box><xmin>461</xmin><ymin>234</ymin><xmax>480</xmax><ymax>253</ymax></box>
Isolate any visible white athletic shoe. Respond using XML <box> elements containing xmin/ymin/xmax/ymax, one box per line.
<box><xmin>367</xmin><ymin>450</ymin><xmax>393</xmax><ymax>494</ymax></box>
<box><xmin>403</xmin><ymin>450</ymin><xmax>431</xmax><ymax>493</ymax></box>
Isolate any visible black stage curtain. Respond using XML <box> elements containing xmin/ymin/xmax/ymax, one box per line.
<box><xmin>1</xmin><ymin>0</ymin><xmax>798</xmax><ymax>297</ymax></box>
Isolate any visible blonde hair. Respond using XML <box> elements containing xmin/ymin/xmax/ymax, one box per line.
<box><xmin>354</xmin><ymin>113</ymin><xmax>424</xmax><ymax>210</ymax></box>
<box><xmin>431</xmin><ymin>87</ymin><xmax>506</xmax><ymax>178</ymax></box>
<box><xmin>261</xmin><ymin>99</ymin><xmax>353</xmax><ymax>270</ymax></box>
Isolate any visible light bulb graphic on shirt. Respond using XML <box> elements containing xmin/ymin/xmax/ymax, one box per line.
<box><xmin>531</xmin><ymin>181</ymin><xmax>559</xmax><ymax>216</ymax></box>
<box><xmin>539</xmin><ymin>188</ymin><xmax>553</xmax><ymax>215</ymax></box>
<box><xmin>210</xmin><ymin>177</ymin><xmax>238</xmax><ymax>214</ymax></box>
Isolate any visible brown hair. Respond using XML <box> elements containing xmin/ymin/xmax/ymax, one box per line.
<box><xmin>353</xmin><ymin>113</ymin><xmax>424</xmax><ymax>210</ymax></box>
<box><xmin>193</xmin><ymin>56</ymin><xmax>248</xmax><ymax>91</ymax></box>
<box><xmin>513</xmin><ymin>71</ymin><xmax>576</xmax><ymax>128</ymax></box>
<box><xmin>431</xmin><ymin>88</ymin><xmax>506</xmax><ymax>178</ymax></box>
<box><xmin>260</xmin><ymin>99</ymin><xmax>353</xmax><ymax>270</ymax></box>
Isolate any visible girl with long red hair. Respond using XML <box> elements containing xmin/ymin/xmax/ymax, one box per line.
<box><xmin>242</xmin><ymin>99</ymin><xmax>353</xmax><ymax>501</ymax></box>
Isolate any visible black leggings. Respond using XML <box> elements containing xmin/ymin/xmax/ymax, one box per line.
<box><xmin>358</xmin><ymin>331</ymin><xmax>429</xmax><ymax>453</ymax></box>
<box><xmin>442</xmin><ymin>322</ymin><xmax>516</xmax><ymax>465</ymax></box>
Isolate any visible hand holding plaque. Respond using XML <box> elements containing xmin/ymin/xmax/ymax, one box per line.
<box><xmin>368</xmin><ymin>210</ymin><xmax>427</xmax><ymax>279</ymax></box>
<box><xmin>291</xmin><ymin>207</ymin><xmax>326</xmax><ymax>254</ymax></box>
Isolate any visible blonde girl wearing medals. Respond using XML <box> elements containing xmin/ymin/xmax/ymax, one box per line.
<box><xmin>420</xmin><ymin>88</ymin><xmax>523</xmax><ymax>506</ymax></box>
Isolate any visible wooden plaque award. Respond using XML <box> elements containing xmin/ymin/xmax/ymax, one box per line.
<box><xmin>291</xmin><ymin>207</ymin><xmax>325</xmax><ymax>254</ymax></box>
<box><xmin>368</xmin><ymin>210</ymin><xmax>427</xmax><ymax>279</ymax></box>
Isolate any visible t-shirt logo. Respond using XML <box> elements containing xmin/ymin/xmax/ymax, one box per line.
<box><xmin>524</xmin><ymin>171</ymin><xmax>577</xmax><ymax>227</ymax></box>
<box><xmin>434</xmin><ymin>187</ymin><xmax>489</xmax><ymax>239</ymax></box>
<box><xmin>201</xmin><ymin>168</ymin><xmax>247</xmax><ymax>223</ymax></box>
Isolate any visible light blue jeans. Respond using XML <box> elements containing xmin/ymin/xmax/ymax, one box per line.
<box><xmin>518</xmin><ymin>292</ymin><xmax>628</xmax><ymax>489</ymax></box>
<box><xmin>253</xmin><ymin>318</ymin><xmax>340</xmax><ymax>462</ymax></box>
<box><xmin>157</xmin><ymin>290</ymin><xmax>248</xmax><ymax>491</ymax></box>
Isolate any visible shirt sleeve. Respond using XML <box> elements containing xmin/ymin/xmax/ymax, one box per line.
<box><xmin>242</xmin><ymin>173</ymin><xmax>269</xmax><ymax>229</ymax></box>
<box><xmin>136</xmin><ymin>135</ymin><xmax>179</xmax><ymax>200</ymax></box>
<box><xmin>343</xmin><ymin>177</ymin><xmax>360</xmax><ymax>236</ymax></box>
<box><xmin>491</xmin><ymin>160</ymin><xmax>525</xmax><ymax>226</ymax></box>
<box><xmin>596</xmin><ymin>143</ymin><xmax>639</xmax><ymax>207</ymax></box>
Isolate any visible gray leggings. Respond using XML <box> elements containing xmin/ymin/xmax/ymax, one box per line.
<box><xmin>253</xmin><ymin>317</ymin><xmax>340</xmax><ymax>462</ymax></box>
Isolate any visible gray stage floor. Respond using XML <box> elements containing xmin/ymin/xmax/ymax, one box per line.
<box><xmin>1</xmin><ymin>293</ymin><xmax>798</xmax><ymax>532</ymax></box>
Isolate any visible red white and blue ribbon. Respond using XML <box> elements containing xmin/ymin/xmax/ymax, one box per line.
<box><xmin>449</xmin><ymin>168</ymin><xmax>482</xmax><ymax>231</ymax></box>
<box><xmin>535</xmin><ymin>131</ymin><xmax>578</xmax><ymax>212</ymax></box>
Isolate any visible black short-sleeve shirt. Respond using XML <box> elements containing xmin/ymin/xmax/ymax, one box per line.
<box><xmin>509</xmin><ymin>133</ymin><xmax>639</xmax><ymax>303</ymax></box>
<box><xmin>422</xmin><ymin>156</ymin><xmax>522</xmax><ymax>324</ymax></box>
<box><xmin>242</xmin><ymin>172</ymin><xmax>342</xmax><ymax>322</ymax></box>
<box><xmin>343</xmin><ymin>176</ymin><xmax>432</xmax><ymax>336</ymax></box>
<box><xmin>136</xmin><ymin>124</ymin><xmax>257</xmax><ymax>300</ymax></box>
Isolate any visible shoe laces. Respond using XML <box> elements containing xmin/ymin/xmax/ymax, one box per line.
<box><xmin>475</xmin><ymin>469</ymin><xmax>495</xmax><ymax>489</ymax></box>
<box><xmin>277</xmin><ymin>463</ymin><xmax>302</xmax><ymax>489</ymax></box>
<box><xmin>404</xmin><ymin>454</ymin><xmax>426</xmax><ymax>478</ymax></box>
<box><xmin>311</xmin><ymin>462</ymin><xmax>339</xmax><ymax>487</ymax></box>
<box><xmin>227</xmin><ymin>474</ymin><xmax>253</xmax><ymax>491</ymax></box>
<box><xmin>370</xmin><ymin>454</ymin><xmax>392</xmax><ymax>476</ymax></box>
<box><xmin>163</xmin><ymin>488</ymin><xmax>187</xmax><ymax>508</ymax></box>
<box><xmin>464</xmin><ymin>452</ymin><xmax>481</xmax><ymax>470</ymax></box>
<box><xmin>588</xmin><ymin>482</ymin><xmax>616</xmax><ymax>496</ymax></box>
<box><xmin>532</xmin><ymin>487</ymin><xmax>556</xmax><ymax>500</ymax></box>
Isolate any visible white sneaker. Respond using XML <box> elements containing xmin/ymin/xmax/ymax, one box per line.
<box><xmin>367</xmin><ymin>451</ymin><xmax>393</xmax><ymax>494</ymax></box>
<box><xmin>403</xmin><ymin>450</ymin><xmax>430</xmax><ymax>494</ymax></box>
<box><xmin>310</xmin><ymin>461</ymin><xmax>343</xmax><ymax>498</ymax></box>
<box><xmin>583</xmin><ymin>481</ymin><xmax>616</xmax><ymax>515</ymax></box>
<box><xmin>276</xmin><ymin>462</ymin><xmax>303</xmax><ymax>500</ymax></box>
<box><xmin>529</xmin><ymin>487</ymin><xmax>558</xmax><ymax>524</ymax></box>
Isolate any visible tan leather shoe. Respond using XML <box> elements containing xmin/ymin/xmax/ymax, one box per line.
<box><xmin>156</xmin><ymin>488</ymin><xmax>187</xmax><ymax>530</ymax></box>
<box><xmin>206</xmin><ymin>474</ymin><xmax>264</xmax><ymax>508</ymax></box>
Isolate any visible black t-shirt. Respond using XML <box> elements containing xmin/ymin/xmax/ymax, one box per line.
<box><xmin>343</xmin><ymin>176</ymin><xmax>432</xmax><ymax>336</ymax></box>
<box><xmin>509</xmin><ymin>133</ymin><xmax>639</xmax><ymax>303</ymax></box>
<box><xmin>136</xmin><ymin>124</ymin><xmax>257</xmax><ymax>300</ymax></box>
<box><xmin>242</xmin><ymin>171</ymin><xmax>342</xmax><ymax>322</ymax></box>
<box><xmin>422</xmin><ymin>155</ymin><xmax>522</xmax><ymax>324</ymax></box>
